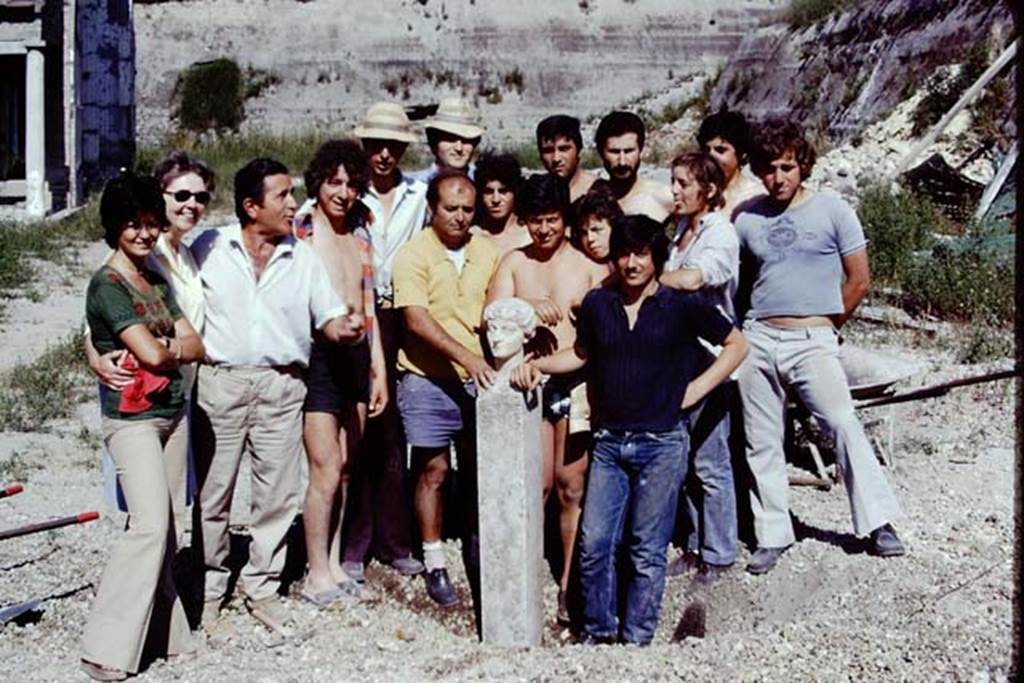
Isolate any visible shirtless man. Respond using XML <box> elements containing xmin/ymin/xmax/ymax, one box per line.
<box><xmin>295</xmin><ymin>140</ymin><xmax>388</xmax><ymax>603</ymax></box>
<box><xmin>595</xmin><ymin>111</ymin><xmax>674</xmax><ymax>222</ymax></box>
<box><xmin>485</xmin><ymin>173</ymin><xmax>606</xmax><ymax>624</ymax></box>
<box><xmin>473</xmin><ymin>153</ymin><xmax>531</xmax><ymax>255</ymax></box>
<box><xmin>536</xmin><ymin>115</ymin><xmax>598</xmax><ymax>202</ymax></box>
<box><xmin>697</xmin><ymin>109</ymin><xmax>766</xmax><ymax>220</ymax></box>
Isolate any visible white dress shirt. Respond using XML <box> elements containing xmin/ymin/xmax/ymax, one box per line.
<box><xmin>190</xmin><ymin>224</ymin><xmax>347</xmax><ymax>367</ymax></box>
<box><xmin>359</xmin><ymin>173</ymin><xmax>428</xmax><ymax>303</ymax></box>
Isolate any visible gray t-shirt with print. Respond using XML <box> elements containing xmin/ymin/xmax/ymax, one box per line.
<box><xmin>735</xmin><ymin>191</ymin><xmax>867</xmax><ymax>320</ymax></box>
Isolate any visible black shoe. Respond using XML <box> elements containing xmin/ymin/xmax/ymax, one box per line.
<box><xmin>668</xmin><ymin>550</ymin><xmax>701</xmax><ymax>577</ymax></box>
<box><xmin>423</xmin><ymin>568</ymin><xmax>458</xmax><ymax>607</ymax></box>
<box><xmin>746</xmin><ymin>546</ymin><xmax>789</xmax><ymax>575</ymax></box>
<box><xmin>694</xmin><ymin>562</ymin><xmax>730</xmax><ymax>587</ymax></box>
<box><xmin>869</xmin><ymin>523</ymin><xmax>905</xmax><ymax>557</ymax></box>
<box><xmin>575</xmin><ymin>632</ymin><xmax>616</xmax><ymax>646</ymax></box>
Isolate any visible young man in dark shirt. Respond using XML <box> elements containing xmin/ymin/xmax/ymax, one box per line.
<box><xmin>511</xmin><ymin>214</ymin><xmax>748</xmax><ymax>645</ymax></box>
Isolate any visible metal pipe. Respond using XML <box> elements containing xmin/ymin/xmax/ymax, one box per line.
<box><xmin>0</xmin><ymin>484</ymin><xmax>24</xmax><ymax>499</ymax></box>
<box><xmin>0</xmin><ymin>511</ymin><xmax>99</xmax><ymax>542</ymax></box>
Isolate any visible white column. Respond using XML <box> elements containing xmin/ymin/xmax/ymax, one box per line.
<box><xmin>24</xmin><ymin>47</ymin><xmax>46</xmax><ymax>217</ymax></box>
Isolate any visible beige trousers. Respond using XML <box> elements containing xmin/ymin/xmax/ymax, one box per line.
<box><xmin>81</xmin><ymin>412</ymin><xmax>193</xmax><ymax>674</ymax></box>
<box><xmin>193</xmin><ymin>365</ymin><xmax>306</xmax><ymax>603</ymax></box>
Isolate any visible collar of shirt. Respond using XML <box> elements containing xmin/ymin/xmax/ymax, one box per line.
<box><xmin>224</xmin><ymin>223</ymin><xmax>296</xmax><ymax>276</ymax></box>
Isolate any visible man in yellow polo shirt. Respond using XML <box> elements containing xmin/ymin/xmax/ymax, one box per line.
<box><xmin>392</xmin><ymin>169</ymin><xmax>499</xmax><ymax>608</ymax></box>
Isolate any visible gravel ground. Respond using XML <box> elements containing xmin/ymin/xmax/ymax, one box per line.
<box><xmin>0</xmin><ymin>245</ymin><xmax>1016</xmax><ymax>681</ymax></box>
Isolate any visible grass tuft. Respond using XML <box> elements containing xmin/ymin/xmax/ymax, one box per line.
<box><xmin>0</xmin><ymin>332</ymin><xmax>94</xmax><ymax>433</ymax></box>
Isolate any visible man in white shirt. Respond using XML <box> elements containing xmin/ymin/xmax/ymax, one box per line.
<box><xmin>338</xmin><ymin>102</ymin><xmax>428</xmax><ymax>582</ymax></box>
<box><xmin>190</xmin><ymin>158</ymin><xmax>363</xmax><ymax>634</ymax></box>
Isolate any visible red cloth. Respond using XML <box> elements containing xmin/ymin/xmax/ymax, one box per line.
<box><xmin>118</xmin><ymin>353</ymin><xmax>170</xmax><ymax>414</ymax></box>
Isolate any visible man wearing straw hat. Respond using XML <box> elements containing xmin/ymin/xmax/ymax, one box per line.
<box><xmin>338</xmin><ymin>102</ymin><xmax>428</xmax><ymax>585</ymax></box>
<box><xmin>409</xmin><ymin>96</ymin><xmax>484</xmax><ymax>185</ymax></box>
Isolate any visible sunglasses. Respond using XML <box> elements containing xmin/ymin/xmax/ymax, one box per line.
<box><xmin>166</xmin><ymin>189</ymin><xmax>212</xmax><ymax>205</ymax></box>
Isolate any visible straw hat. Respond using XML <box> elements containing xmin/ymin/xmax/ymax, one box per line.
<box><xmin>424</xmin><ymin>96</ymin><xmax>484</xmax><ymax>140</ymax></box>
<box><xmin>353</xmin><ymin>102</ymin><xmax>417</xmax><ymax>143</ymax></box>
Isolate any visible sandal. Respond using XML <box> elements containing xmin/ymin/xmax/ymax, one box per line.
<box><xmin>80</xmin><ymin>659</ymin><xmax>128</xmax><ymax>681</ymax></box>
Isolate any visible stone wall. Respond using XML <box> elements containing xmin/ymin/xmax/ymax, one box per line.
<box><xmin>709</xmin><ymin>0</ymin><xmax>1014</xmax><ymax>142</ymax></box>
<box><xmin>133</xmin><ymin>0</ymin><xmax>782</xmax><ymax>145</ymax></box>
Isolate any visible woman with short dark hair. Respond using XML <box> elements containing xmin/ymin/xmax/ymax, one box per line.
<box><xmin>80</xmin><ymin>172</ymin><xmax>205</xmax><ymax>681</ymax></box>
<box><xmin>86</xmin><ymin>151</ymin><xmax>215</xmax><ymax>546</ymax></box>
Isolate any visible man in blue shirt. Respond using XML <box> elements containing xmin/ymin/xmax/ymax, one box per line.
<box><xmin>511</xmin><ymin>214</ymin><xmax>748</xmax><ymax>645</ymax></box>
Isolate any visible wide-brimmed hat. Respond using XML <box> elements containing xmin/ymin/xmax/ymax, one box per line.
<box><xmin>353</xmin><ymin>102</ymin><xmax>418</xmax><ymax>143</ymax></box>
<box><xmin>424</xmin><ymin>96</ymin><xmax>484</xmax><ymax>140</ymax></box>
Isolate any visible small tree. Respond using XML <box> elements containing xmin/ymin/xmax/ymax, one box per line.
<box><xmin>173</xmin><ymin>58</ymin><xmax>245</xmax><ymax>134</ymax></box>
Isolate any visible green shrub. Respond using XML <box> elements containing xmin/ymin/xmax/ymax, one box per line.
<box><xmin>957</xmin><ymin>313</ymin><xmax>1013</xmax><ymax>364</ymax></box>
<box><xmin>856</xmin><ymin>182</ymin><xmax>939</xmax><ymax>284</ymax></box>
<box><xmin>0</xmin><ymin>332</ymin><xmax>93</xmax><ymax>433</ymax></box>
<box><xmin>174</xmin><ymin>58</ymin><xmax>246</xmax><ymax>133</ymax></box>
<box><xmin>784</xmin><ymin>0</ymin><xmax>851</xmax><ymax>30</ymax></box>
<box><xmin>902</xmin><ymin>241</ymin><xmax>1014</xmax><ymax>323</ymax></box>
<box><xmin>0</xmin><ymin>201</ymin><xmax>102</xmax><ymax>311</ymax></box>
<box><xmin>0</xmin><ymin>223</ymin><xmax>50</xmax><ymax>295</ymax></box>
<box><xmin>911</xmin><ymin>43</ymin><xmax>988</xmax><ymax>136</ymax></box>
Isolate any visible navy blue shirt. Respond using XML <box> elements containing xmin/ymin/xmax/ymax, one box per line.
<box><xmin>576</xmin><ymin>284</ymin><xmax>733</xmax><ymax>432</ymax></box>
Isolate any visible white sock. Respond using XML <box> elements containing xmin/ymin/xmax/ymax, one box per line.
<box><xmin>423</xmin><ymin>541</ymin><xmax>446</xmax><ymax>572</ymax></box>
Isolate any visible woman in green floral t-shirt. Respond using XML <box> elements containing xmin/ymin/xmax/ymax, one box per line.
<box><xmin>80</xmin><ymin>173</ymin><xmax>205</xmax><ymax>682</ymax></box>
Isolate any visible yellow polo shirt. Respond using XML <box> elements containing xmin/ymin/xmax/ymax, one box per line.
<box><xmin>393</xmin><ymin>228</ymin><xmax>499</xmax><ymax>380</ymax></box>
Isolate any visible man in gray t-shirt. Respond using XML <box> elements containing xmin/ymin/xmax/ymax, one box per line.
<box><xmin>734</xmin><ymin>119</ymin><xmax>903</xmax><ymax>575</ymax></box>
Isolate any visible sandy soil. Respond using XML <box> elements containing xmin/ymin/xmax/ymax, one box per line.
<box><xmin>0</xmin><ymin>238</ymin><xmax>1015</xmax><ymax>680</ymax></box>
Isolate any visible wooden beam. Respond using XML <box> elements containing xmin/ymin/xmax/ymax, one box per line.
<box><xmin>892</xmin><ymin>39</ymin><xmax>1017</xmax><ymax>178</ymax></box>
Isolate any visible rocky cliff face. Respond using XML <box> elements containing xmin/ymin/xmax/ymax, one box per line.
<box><xmin>709</xmin><ymin>0</ymin><xmax>1014</xmax><ymax>142</ymax></box>
<box><xmin>133</xmin><ymin>0</ymin><xmax>781</xmax><ymax>145</ymax></box>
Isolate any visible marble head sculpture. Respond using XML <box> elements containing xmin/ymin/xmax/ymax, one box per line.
<box><xmin>483</xmin><ymin>297</ymin><xmax>538</xmax><ymax>372</ymax></box>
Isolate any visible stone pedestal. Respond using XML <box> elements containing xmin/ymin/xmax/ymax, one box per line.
<box><xmin>476</xmin><ymin>382</ymin><xmax>544</xmax><ymax>647</ymax></box>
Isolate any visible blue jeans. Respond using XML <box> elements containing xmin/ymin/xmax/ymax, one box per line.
<box><xmin>578</xmin><ymin>420</ymin><xmax>689</xmax><ymax>644</ymax></box>
<box><xmin>683</xmin><ymin>381</ymin><xmax>738</xmax><ymax>566</ymax></box>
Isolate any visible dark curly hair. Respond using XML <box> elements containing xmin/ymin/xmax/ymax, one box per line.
<box><xmin>100</xmin><ymin>171</ymin><xmax>169</xmax><ymax>248</ymax></box>
<box><xmin>570</xmin><ymin>180</ymin><xmax>622</xmax><ymax>247</ymax></box>
<box><xmin>516</xmin><ymin>173</ymin><xmax>570</xmax><ymax>221</ymax></box>
<box><xmin>303</xmin><ymin>139</ymin><xmax>370</xmax><ymax>203</ymax></box>
<box><xmin>475</xmin><ymin>153</ymin><xmax>522</xmax><ymax>196</ymax></box>
<box><xmin>696</xmin><ymin>109</ymin><xmax>752</xmax><ymax>163</ymax></box>
<box><xmin>748</xmin><ymin>118</ymin><xmax>817</xmax><ymax>179</ymax></box>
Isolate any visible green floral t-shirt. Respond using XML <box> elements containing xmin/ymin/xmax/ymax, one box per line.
<box><xmin>86</xmin><ymin>265</ymin><xmax>185</xmax><ymax>420</ymax></box>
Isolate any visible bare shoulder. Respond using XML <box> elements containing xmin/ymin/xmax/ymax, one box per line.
<box><xmin>498</xmin><ymin>246</ymin><xmax>528</xmax><ymax>269</ymax></box>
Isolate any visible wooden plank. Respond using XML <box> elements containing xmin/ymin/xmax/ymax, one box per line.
<box><xmin>892</xmin><ymin>39</ymin><xmax>1017</xmax><ymax>178</ymax></box>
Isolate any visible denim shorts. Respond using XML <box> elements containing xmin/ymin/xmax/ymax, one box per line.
<box><xmin>396</xmin><ymin>372</ymin><xmax>476</xmax><ymax>449</ymax></box>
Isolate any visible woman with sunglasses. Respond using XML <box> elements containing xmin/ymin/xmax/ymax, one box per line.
<box><xmin>81</xmin><ymin>172</ymin><xmax>205</xmax><ymax>681</ymax></box>
<box><xmin>87</xmin><ymin>151</ymin><xmax>214</xmax><ymax>544</ymax></box>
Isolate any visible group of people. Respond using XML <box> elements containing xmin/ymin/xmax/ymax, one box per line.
<box><xmin>79</xmin><ymin>95</ymin><xmax>905</xmax><ymax>678</ymax></box>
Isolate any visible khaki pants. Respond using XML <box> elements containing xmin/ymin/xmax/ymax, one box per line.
<box><xmin>81</xmin><ymin>412</ymin><xmax>192</xmax><ymax>673</ymax></box>
<box><xmin>738</xmin><ymin>321</ymin><xmax>901</xmax><ymax>547</ymax></box>
<box><xmin>193</xmin><ymin>365</ymin><xmax>305</xmax><ymax>603</ymax></box>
